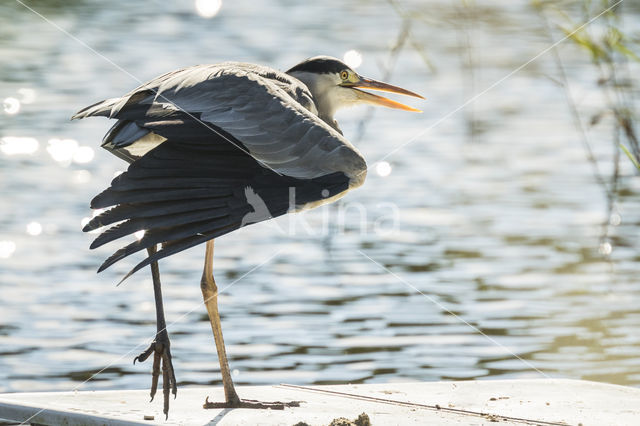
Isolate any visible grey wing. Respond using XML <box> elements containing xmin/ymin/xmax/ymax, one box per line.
<box><xmin>73</xmin><ymin>62</ymin><xmax>367</xmax><ymax>189</ymax></box>
<box><xmin>73</xmin><ymin>63</ymin><xmax>368</xmax><ymax>280</ymax></box>
<box><xmin>81</xmin><ymin>136</ymin><xmax>350</xmax><ymax>282</ymax></box>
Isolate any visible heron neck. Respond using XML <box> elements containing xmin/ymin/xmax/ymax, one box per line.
<box><xmin>288</xmin><ymin>71</ymin><xmax>340</xmax><ymax>132</ymax></box>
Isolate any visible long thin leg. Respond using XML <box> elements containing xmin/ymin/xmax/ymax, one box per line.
<box><xmin>200</xmin><ymin>240</ymin><xmax>241</xmax><ymax>405</ymax></box>
<box><xmin>134</xmin><ymin>245</ymin><xmax>177</xmax><ymax>418</ymax></box>
<box><xmin>200</xmin><ymin>240</ymin><xmax>300</xmax><ymax>410</ymax></box>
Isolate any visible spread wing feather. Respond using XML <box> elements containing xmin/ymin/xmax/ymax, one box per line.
<box><xmin>73</xmin><ymin>62</ymin><xmax>365</xmax><ymax>281</ymax></box>
<box><xmin>72</xmin><ymin>62</ymin><xmax>366</xmax><ymax>183</ymax></box>
<box><xmin>83</xmin><ymin>136</ymin><xmax>349</xmax><ymax>280</ymax></box>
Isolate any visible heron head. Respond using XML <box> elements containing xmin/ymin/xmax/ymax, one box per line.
<box><xmin>287</xmin><ymin>56</ymin><xmax>424</xmax><ymax>123</ymax></box>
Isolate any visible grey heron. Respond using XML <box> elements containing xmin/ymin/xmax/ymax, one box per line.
<box><xmin>73</xmin><ymin>56</ymin><xmax>423</xmax><ymax>416</ymax></box>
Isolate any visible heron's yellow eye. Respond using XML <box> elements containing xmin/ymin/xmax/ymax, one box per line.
<box><xmin>340</xmin><ymin>71</ymin><xmax>349</xmax><ymax>81</ymax></box>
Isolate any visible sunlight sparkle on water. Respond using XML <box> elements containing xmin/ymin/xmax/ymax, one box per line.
<box><xmin>343</xmin><ymin>50</ymin><xmax>363</xmax><ymax>69</ymax></box>
<box><xmin>375</xmin><ymin>161</ymin><xmax>392</xmax><ymax>177</ymax></box>
<box><xmin>0</xmin><ymin>241</ymin><xmax>16</xmax><ymax>259</ymax></box>
<box><xmin>599</xmin><ymin>241</ymin><xmax>612</xmax><ymax>256</ymax></box>
<box><xmin>195</xmin><ymin>0</ymin><xmax>222</xmax><ymax>18</ymax></box>
<box><xmin>46</xmin><ymin>139</ymin><xmax>94</xmax><ymax>165</ymax></box>
<box><xmin>0</xmin><ymin>136</ymin><xmax>39</xmax><ymax>155</ymax></box>
<box><xmin>47</xmin><ymin>138</ymin><xmax>78</xmax><ymax>163</ymax></box>
<box><xmin>610</xmin><ymin>212</ymin><xmax>621</xmax><ymax>226</ymax></box>
<box><xmin>73</xmin><ymin>146</ymin><xmax>95</xmax><ymax>164</ymax></box>
<box><xmin>26</xmin><ymin>222</ymin><xmax>43</xmax><ymax>236</ymax></box>
<box><xmin>3</xmin><ymin>97</ymin><xmax>20</xmax><ymax>115</ymax></box>
<box><xmin>17</xmin><ymin>88</ymin><xmax>36</xmax><ymax>104</ymax></box>
<box><xmin>73</xmin><ymin>170</ymin><xmax>92</xmax><ymax>184</ymax></box>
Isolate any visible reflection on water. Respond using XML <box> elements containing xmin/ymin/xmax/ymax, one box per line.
<box><xmin>0</xmin><ymin>0</ymin><xmax>639</xmax><ymax>395</ymax></box>
<box><xmin>3</xmin><ymin>97</ymin><xmax>21</xmax><ymax>115</ymax></box>
<box><xmin>0</xmin><ymin>241</ymin><xmax>17</xmax><ymax>259</ymax></box>
<box><xmin>0</xmin><ymin>136</ymin><xmax>38</xmax><ymax>155</ymax></box>
<box><xmin>343</xmin><ymin>49</ymin><xmax>363</xmax><ymax>69</ymax></box>
<box><xmin>25</xmin><ymin>222</ymin><xmax>43</xmax><ymax>237</ymax></box>
<box><xmin>194</xmin><ymin>0</ymin><xmax>223</xmax><ymax>19</ymax></box>
<box><xmin>375</xmin><ymin>161</ymin><xmax>392</xmax><ymax>177</ymax></box>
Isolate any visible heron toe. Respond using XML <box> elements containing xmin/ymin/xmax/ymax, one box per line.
<box><xmin>134</xmin><ymin>330</ymin><xmax>177</xmax><ymax>418</ymax></box>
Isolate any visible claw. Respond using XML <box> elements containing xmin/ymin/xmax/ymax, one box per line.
<box><xmin>134</xmin><ymin>334</ymin><xmax>177</xmax><ymax>417</ymax></box>
<box><xmin>134</xmin><ymin>345</ymin><xmax>154</xmax><ymax>364</ymax></box>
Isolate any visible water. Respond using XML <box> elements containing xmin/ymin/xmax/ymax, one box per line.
<box><xmin>1</xmin><ymin>0</ymin><xmax>639</xmax><ymax>395</ymax></box>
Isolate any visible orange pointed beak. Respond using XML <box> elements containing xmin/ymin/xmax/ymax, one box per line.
<box><xmin>345</xmin><ymin>77</ymin><xmax>424</xmax><ymax>112</ymax></box>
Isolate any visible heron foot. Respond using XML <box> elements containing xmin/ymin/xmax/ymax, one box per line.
<box><xmin>134</xmin><ymin>330</ymin><xmax>177</xmax><ymax>418</ymax></box>
<box><xmin>203</xmin><ymin>396</ymin><xmax>301</xmax><ymax>410</ymax></box>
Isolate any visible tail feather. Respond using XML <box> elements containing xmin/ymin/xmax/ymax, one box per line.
<box><xmin>71</xmin><ymin>98</ymin><xmax>120</xmax><ymax>120</ymax></box>
<box><xmin>97</xmin><ymin>214</ymin><xmax>245</xmax><ymax>273</ymax></box>
<box><xmin>90</xmin><ymin>206</ymin><xmax>229</xmax><ymax>249</ymax></box>
<box><xmin>90</xmin><ymin>187</ymin><xmax>233</xmax><ymax>209</ymax></box>
<box><xmin>116</xmin><ymin>230</ymin><xmax>235</xmax><ymax>284</ymax></box>
<box><xmin>83</xmin><ymin>197</ymin><xmax>228</xmax><ymax>232</ymax></box>
<box><xmin>71</xmin><ymin>89</ymin><xmax>156</xmax><ymax>120</ymax></box>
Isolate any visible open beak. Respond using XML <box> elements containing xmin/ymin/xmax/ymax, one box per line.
<box><xmin>346</xmin><ymin>77</ymin><xmax>424</xmax><ymax>112</ymax></box>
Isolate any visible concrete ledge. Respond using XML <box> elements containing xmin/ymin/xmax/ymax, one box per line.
<box><xmin>1</xmin><ymin>379</ymin><xmax>638</xmax><ymax>425</ymax></box>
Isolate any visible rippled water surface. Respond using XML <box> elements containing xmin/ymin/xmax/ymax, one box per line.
<box><xmin>1</xmin><ymin>0</ymin><xmax>640</xmax><ymax>396</ymax></box>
